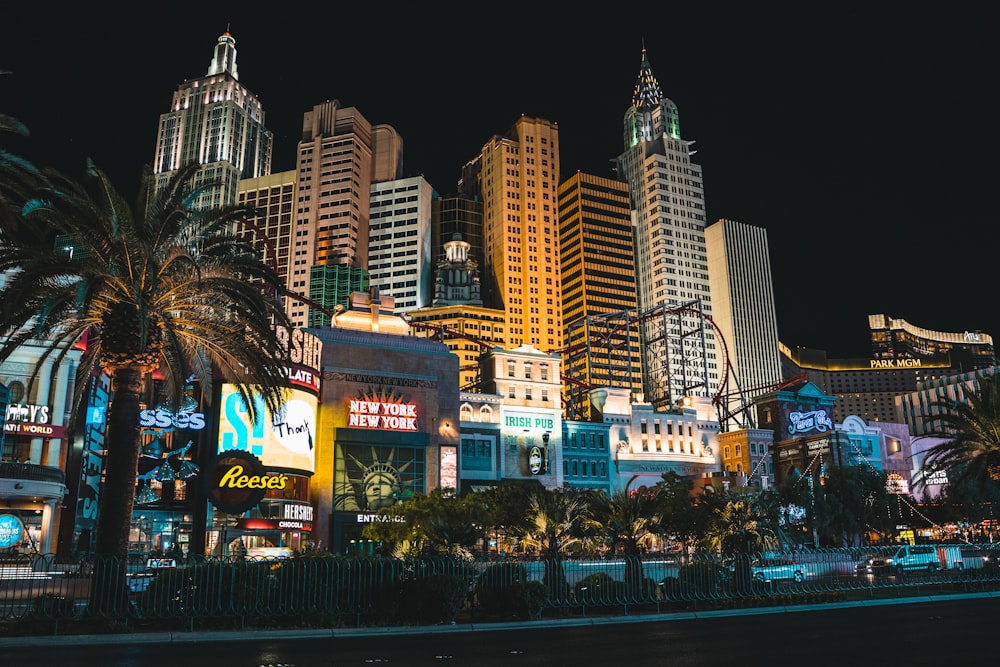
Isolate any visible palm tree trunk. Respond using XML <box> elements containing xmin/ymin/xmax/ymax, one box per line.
<box><xmin>90</xmin><ymin>367</ymin><xmax>144</xmax><ymax>617</ymax></box>
<box><xmin>94</xmin><ymin>367</ymin><xmax>144</xmax><ymax>557</ymax></box>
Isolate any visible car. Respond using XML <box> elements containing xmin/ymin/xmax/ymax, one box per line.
<box><xmin>126</xmin><ymin>568</ymin><xmax>157</xmax><ymax>593</ymax></box>
<box><xmin>750</xmin><ymin>557</ymin><xmax>807</xmax><ymax>583</ymax></box>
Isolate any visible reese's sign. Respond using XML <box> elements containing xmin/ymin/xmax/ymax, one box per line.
<box><xmin>204</xmin><ymin>450</ymin><xmax>288</xmax><ymax>515</ymax></box>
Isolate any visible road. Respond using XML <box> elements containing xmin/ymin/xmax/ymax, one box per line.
<box><xmin>2</xmin><ymin>595</ymin><xmax>996</xmax><ymax>667</ymax></box>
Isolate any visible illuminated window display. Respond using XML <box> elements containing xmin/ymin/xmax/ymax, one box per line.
<box><xmin>333</xmin><ymin>443</ymin><xmax>425</xmax><ymax>511</ymax></box>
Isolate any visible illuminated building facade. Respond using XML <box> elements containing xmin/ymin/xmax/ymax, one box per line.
<box><xmin>237</xmin><ymin>170</ymin><xmax>296</xmax><ymax>289</ymax></box>
<box><xmin>152</xmin><ymin>31</ymin><xmax>272</xmax><ymax>207</ymax></box>
<box><xmin>308</xmin><ymin>289</ymin><xmax>460</xmax><ymax>553</ymax></box>
<box><xmin>368</xmin><ymin>176</ymin><xmax>435</xmax><ymax>313</ymax></box>
<box><xmin>558</xmin><ymin>172</ymin><xmax>642</xmax><ymax>421</ymax></box>
<box><xmin>717</xmin><ymin>428</ymin><xmax>776</xmax><ymax>490</ymax></box>
<box><xmin>0</xmin><ymin>339</ymin><xmax>81</xmax><ymax>555</ymax></box>
<box><xmin>756</xmin><ymin>378</ymin><xmax>852</xmax><ymax>486</ymax></box>
<box><xmin>705</xmin><ymin>218</ymin><xmax>783</xmax><ymax>428</ymax></box>
<box><xmin>599</xmin><ymin>389</ymin><xmax>721</xmax><ymax>493</ymax></box>
<box><xmin>466</xmin><ymin>116</ymin><xmax>564</xmax><ymax>353</ymax></box>
<box><xmin>480</xmin><ymin>344</ymin><xmax>564</xmax><ymax>487</ymax></box>
<box><xmin>870</xmin><ymin>313</ymin><xmax>996</xmax><ymax>371</ymax></box>
<box><xmin>779</xmin><ymin>342</ymin><xmax>953</xmax><ymax>423</ymax></box>
<box><xmin>207</xmin><ymin>327</ymin><xmax>322</xmax><ymax>558</ymax></box>
<box><xmin>290</xmin><ymin>100</ymin><xmax>402</xmax><ymax>328</ymax></box>
<box><xmin>614</xmin><ymin>47</ymin><xmax>717</xmax><ymax>407</ymax></box>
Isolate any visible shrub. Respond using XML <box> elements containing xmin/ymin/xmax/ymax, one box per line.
<box><xmin>574</xmin><ymin>572</ymin><xmax>621</xmax><ymax>606</ymax></box>
<box><xmin>475</xmin><ymin>562</ymin><xmax>546</xmax><ymax>620</ymax></box>
<box><xmin>393</xmin><ymin>573</ymin><xmax>468</xmax><ymax>625</ymax></box>
<box><xmin>31</xmin><ymin>593</ymin><xmax>74</xmax><ymax>619</ymax></box>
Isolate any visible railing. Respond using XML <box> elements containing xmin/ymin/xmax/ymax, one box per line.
<box><xmin>0</xmin><ymin>461</ymin><xmax>65</xmax><ymax>484</ymax></box>
<box><xmin>2</xmin><ymin>545</ymin><xmax>999</xmax><ymax>636</ymax></box>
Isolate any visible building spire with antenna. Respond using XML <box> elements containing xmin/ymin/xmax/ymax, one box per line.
<box><xmin>207</xmin><ymin>28</ymin><xmax>239</xmax><ymax>80</ymax></box>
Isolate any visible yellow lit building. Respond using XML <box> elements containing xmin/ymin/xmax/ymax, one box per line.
<box><xmin>466</xmin><ymin>116</ymin><xmax>564</xmax><ymax>354</ymax></box>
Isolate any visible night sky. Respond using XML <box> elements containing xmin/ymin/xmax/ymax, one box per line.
<box><xmin>3</xmin><ymin>3</ymin><xmax>997</xmax><ymax>358</ymax></box>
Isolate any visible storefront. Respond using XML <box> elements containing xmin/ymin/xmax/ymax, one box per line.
<box><xmin>206</xmin><ymin>326</ymin><xmax>321</xmax><ymax>558</ymax></box>
<box><xmin>307</xmin><ymin>308</ymin><xmax>460</xmax><ymax>554</ymax></box>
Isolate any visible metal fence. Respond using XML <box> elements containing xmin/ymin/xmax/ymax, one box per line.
<box><xmin>2</xmin><ymin>544</ymin><xmax>999</xmax><ymax>635</ymax></box>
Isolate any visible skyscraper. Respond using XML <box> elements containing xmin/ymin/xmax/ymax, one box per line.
<box><xmin>237</xmin><ymin>171</ymin><xmax>296</xmax><ymax>289</ymax></box>
<box><xmin>705</xmin><ymin>218</ymin><xmax>783</xmax><ymax>428</ymax></box>
<box><xmin>557</xmin><ymin>172</ymin><xmax>642</xmax><ymax>420</ymax></box>
<box><xmin>368</xmin><ymin>176</ymin><xmax>435</xmax><ymax>313</ymax></box>
<box><xmin>469</xmin><ymin>116</ymin><xmax>564</xmax><ymax>353</ymax></box>
<box><xmin>152</xmin><ymin>31</ymin><xmax>272</xmax><ymax>207</ymax></box>
<box><xmin>289</xmin><ymin>100</ymin><xmax>402</xmax><ymax>328</ymax></box>
<box><xmin>615</xmin><ymin>47</ymin><xmax>717</xmax><ymax>409</ymax></box>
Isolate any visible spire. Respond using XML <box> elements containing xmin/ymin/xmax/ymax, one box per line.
<box><xmin>632</xmin><ymin>46</ymin><xmax>663</xmax><ymax>110</ymax></box>
<box><xmin>206</xmin><ymin>30</ymin><xmax>239</xmax><ymax>80</ymax></box>
<box><xmin>623</xmin><ymin>45</ymin><xmax>681</xmax><ymax>145</ymax></box>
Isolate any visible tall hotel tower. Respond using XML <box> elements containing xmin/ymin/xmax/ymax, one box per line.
<box><xmin>615</xmin><ymin>48</ymin><xmax>716</xmax><ymax>409</ymax></box>
<box><xmin>705</xmin><ymin>218</ymin><xmax>782</xmax><ymax>427</ymax></box>
<box><xmin>466</xmin><ymin>116</ymin><xmax>564</xmax><ymax>353</ymax></box>
<box><xmin>152</xmin><ymin>31</ymin><xmax>272</xmax><ymax>206</ymax></box>
<box><xmin>368</xmin><ymin>175</ymin><xmax>435</xmax><ymax>313</ymax></box>
<box><xmin>288</xmin><ymin>100</ymin><xmax>403</xmax><ymax>328</ymax></box>
<box><xmin>558</xmin><ymin>172</ymin><xmax>642</xmax><ymax>420</ymax></box>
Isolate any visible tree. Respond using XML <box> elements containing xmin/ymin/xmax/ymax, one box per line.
<box><xmin>702</xmin><ymin>493</ymin><xmax>780</xmax><ymax>592</ymax></box>
<box><xmin>517</xmin><ymin>487</ymin><xmax>589</xmax><ymax>600</ymax></box>
<box><xmin>0</xmin><ymin>161</ymin><xmax>291</xmax><ymax>573</ymax></box>
<box><xmin>0</xmin><ymin>72</ymin><xmax>47</xmax><ymax>233</ymax></box>
<box><xmin>654</xmin><ymin>471</ymin><xmax>702</xmax><ymax>552</ymax></box>
<box><xmin>813</xmin><ymin>464</ymin><xmax>890</xmax><ymax>547</ymax></box>
<box><xmin>363</xmin><ymin>488</ymin><xmax>487</xmax><ymax>558</ymax></box>
<box><xmin>919</xmin><ymin>372</ymin><xmax>1000</xmax><ymax>507</ymax></box>
<box><xmin>585</xmin><ymin>488</ymin><xmax>661</xmax><ymax>589</ymax></box>
<box><xmin>474</xmin><ymin>479</ymin><xmax>538</xmax><ymax>554</ymax></box>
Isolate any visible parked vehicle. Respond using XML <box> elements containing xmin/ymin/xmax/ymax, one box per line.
<box><xmin>860</xmin><ymin>545</ymin><xmax>966</xmax><ymax>574</ymax></box>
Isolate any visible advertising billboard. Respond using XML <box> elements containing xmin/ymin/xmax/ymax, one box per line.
<box><xmin>217</xmin><ymin>385</ymin><xmax>317</xmax><ymax>473</ymax></box>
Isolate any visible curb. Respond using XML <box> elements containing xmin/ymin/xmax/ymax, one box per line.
<box><xmin>2</xmin><ymin>591</ymin><xmax>996</xmax><ymax>648</ymax></box>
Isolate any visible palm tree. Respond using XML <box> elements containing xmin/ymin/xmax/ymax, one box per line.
<box><xmin>919</xmin><ymin>372</ymin><xmax>1000</xmax><ymax>502</ymax></box>
<box><xmin>586</xmin><ymin>488</ymin><xmax>660</xmax><ymax>589</ymax></box>
<box><xmin>518</xmin><ymin>488</ymin><xmax>588</xmax><ymax>601</ymax></box>
<box><xmin>0</xmin><ymin>72</ymin><xmax>47</xmax><ymax>230</ymax></box>
<box><xmin>702</xmin><ymin>493</ymin><xmax>779</xmax><ymax>592</ymax></box>
<box><xmin>0</xmin><ymin>161</ymin><xmax>291</xmax><ymax>572</ymax></box>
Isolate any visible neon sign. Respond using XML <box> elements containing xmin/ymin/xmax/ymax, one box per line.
<box><xmin>0</xmin><ymin>515</ymin><xmax>24</xmax><ymax>549</ymax></box>
<box><xmin>788</xmin><ymin>410</ymin><xmax>832</xmax><ymax>434</ymax></box>
<box><xmin>348</xmin><ymin>399</ymin><xmax>417</xmax><ymax>431</ymax></box>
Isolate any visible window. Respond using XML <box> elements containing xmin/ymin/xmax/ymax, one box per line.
<box><xmin>508</xmin><ymin>386</ymin><xmax>516</xmax><ymax>399</ymax></box>
<box><xmin>460</xmin><ymin>405</ymin><xmax>472</xmax><ymax>422</ymax></box>
<box><xmin>525</xmin><ymin>388</ymin><xmax>533</xmax><ymax>401</ymax></box>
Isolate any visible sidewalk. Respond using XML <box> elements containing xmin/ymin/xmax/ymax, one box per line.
<box><xmin>3</xmin><ymin>590</ymin><xmax>996</xmax><ymax>648</ymax></box>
